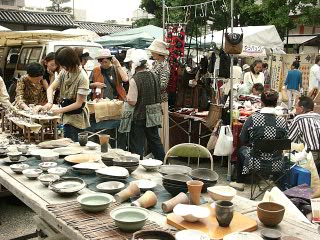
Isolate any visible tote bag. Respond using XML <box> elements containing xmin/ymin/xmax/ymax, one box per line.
<box><xmin>213</xmin><ymin>125</ymin><xmax>234</xmax><ymax>156</ymax></box>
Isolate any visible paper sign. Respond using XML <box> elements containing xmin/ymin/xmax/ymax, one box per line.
<box><xmin>311</xmin><ymin>198</ymin><xmax>320</xmax><ymax>222</ymax></box>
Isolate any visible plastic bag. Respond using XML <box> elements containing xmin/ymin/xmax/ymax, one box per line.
<box><xmin>298</xmin><ymin>152</ymin><xmax>320</xmax><ymax>189</ymax></box>
<box><xmin>213</xmin><ymin>125</ymin><xmax>233</xmax><ymax>156</ymax></box>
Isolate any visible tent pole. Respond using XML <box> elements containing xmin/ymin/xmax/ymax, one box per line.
<box><xmin>162</xmin><ymin>0</ymin><xmax>165</xmax><ymax>40</ymax></box>
<box><xmin>227</xmin><ymin>0</ymin><xmax>234</xmax><ymax>182</ymax></box>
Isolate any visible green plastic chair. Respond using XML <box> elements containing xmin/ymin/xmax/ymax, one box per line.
<box><xmin>163</xmin><ymin>143</ymin><xmax>214</xmax><ymax>170</ymax></box>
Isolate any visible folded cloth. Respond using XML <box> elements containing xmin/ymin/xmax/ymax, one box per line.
<box><xmin>94</xmin><ymin>100</ymin><xmax>124</xmax><ymax>122</ymax></box>
<box><xmin>284</xmin><ymin>184</ymin><xmax>312</xmax><ymax>202</ymax></box>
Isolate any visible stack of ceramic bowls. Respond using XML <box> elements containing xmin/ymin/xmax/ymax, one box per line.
<box><xmin>113</xmin><ymin>156</ymin><xmax>139</xmax><ymax>174</ymax></box>
<box><xmin>162</xmin><ymin>174</ymin><xmax>192</xmax><ymax>196</ymax></box>
<box><xmin>96</xmin><ymin>166</ymin><xmax>129</xmax><ymax>182</ymax></box>
<box><xmin>189</xmin><ymin>168</ymin><xmax>219</xmax><ymax>192</ymax></box>
<box><xmin>101</xmin><ymin>152</ymin><xmax>117</xmax><ymax>166</ymax></box>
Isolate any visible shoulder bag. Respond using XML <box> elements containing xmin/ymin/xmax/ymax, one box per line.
<box><xmin>224</xmin><ymin>28</ymin><xmax>243</xmax><ymax>55</ymax></box>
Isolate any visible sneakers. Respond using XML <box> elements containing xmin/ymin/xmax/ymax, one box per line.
<box><xmin>229</xmin><ymin>182</ymin><xmax>245</xmax><ymax>191</ymax></box>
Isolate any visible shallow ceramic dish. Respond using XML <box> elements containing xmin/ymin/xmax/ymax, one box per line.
<box><xmin>96</xmin><ymin>181</ymin><xmax>125</xmax><ymax>194</ymax></box>
<box><xmin>131</xmin><ymin>230</ymin><xmax>175</xmax><ymax>240</ymax></box>
<box><xmin>49</xmin><ymin>177</ymin><xmax>86</xmax><ymax>195</ymax></box>
<box><xmin>86</xmin><ymin>141</ymin><xmax>99</xmax><ymax>150</ymax></box>
<box><xmin>175</xmin><ymin>230</ymin><xmax>210</xmax><ymax>240</ymax></box>
<box><xmin>40</xmin><ymin>151</ymin><xmax>59</xmax><ymax>162</ymax></box>
<box><xmin>53</xmin><ymin>147</ymin><xmax>83</xmax><ymax>157</ymax></box>
<box><xmin>30</xmin><ymin>149</ymin><xmax>53</xmax><ymax>160</ymax></box>
<box><xmin>38</xmin><ymin>174</ymin><xmax>60</xmax><ymax>186</ymax></box>
<box><xmin>139</xmin><ymin>159</ymin><xmax>163</xmax><ymax>171</ymax></box>
<box><xmin>223</xmin><ymin>232</ymin><xmax>263</xmax><ymax>240</ymax></box>
<box><xmin>38</xmin><ymin>162</ymin><xmax>58</xmax><ymax>171</ymax></box>
<box><xmin>2</xmin><ymin>156</ymin><xmax>27</xmax><ymax>164</ymax></box>
<box><xmin>47</xmin><ymin>167</ymin><xmax>68</xmax><ymax>176</ymax></box>
<box><xmin>38</xmin><ymin>139</ymin><xmax>71</xmax><ymax>149</ymax></box>
<box><xmin>190</xmin><ymin>168</ymin><xmax>219</xmax><ymax>183</ymax></box>
<box><xmin>173</xmin><ymin>204</ymin><xmax>210</xmax><ymax>222</ymax></box>
<box><xmin>77</xmin><ymin>193</ymin><xmax>113</xmax><ymax>212</ymax></box>
<box><xmin>207</xmin><ymin>186</ymin><xmax>237</xmax><ymax>201</ymax></box>
<box><xmin>260</xmin><ymin>229</ymin><xmax>282</xmax><ymax>240</ymax></box>
<box><xmin>110</xmin><ymin>206</ymin><xmax>149</xmax><ymax>232</ymax></box>
<box><xmin>7</xmin><ymin>151</ymin><xmax>22</xmax><ymax>161</ymax></box>
<box><xmin>10</xmin><ymin>163</ymin><xmax>29</xmax><ymax>173</ymax></box>
<box><xmin>22</xmin><ymin>168</ymin><xmax>43</xmax><ymax>179</ymax></box>
<box><xmin>17</xmin><ymin>145</ymin><xmax>29</xmax><ymax>154</ymax></box>
<box><xmin>163</xmin><ymin>183</ymin><xmax>188</xmax><ymax>196</ymax></box>
<box><xmin>132</xmin><ymin>179</ymin><xmax>157</xmax><ymax>191</ymax></box>
<box><xmin>257</xmin><ymin>202</ymin><xmax>285</xmax><ymax>227</ymax></box>
<box><xmin>163</xmin><ymin>174</ymin><xmax>192</xmax><ymax>185</ymax></box>
<box><xmin>64</xmin><ymin>154</ymin><xmax>100</xmax><ymax>164</ymax></box>
<box><xmin>158</xmin><ymin>165</ymin><xmax>192</xmax><ymax>175</ymax></box>
<box><xmin>72</xmin><ymin>162</ymin><xmax>103</xmax><ymax>174</ymax></box>
<box><xmin>96</xmin><ymin>166</ymin><xmax>129</xmax><ymax>178</ymax></box>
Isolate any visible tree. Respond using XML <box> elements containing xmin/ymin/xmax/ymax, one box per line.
<box><xmin>46</xmin><ymin>0</ymin><xmax>72</xmax><ymax>13</ymax></box>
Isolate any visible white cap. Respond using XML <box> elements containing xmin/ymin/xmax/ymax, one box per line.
<box><xmin>131</xmin><ymin>49</ymin><xmax>149</xmax><ymax>68</ymax></box>
<box><xmin>124</xmin><ymin>48</ymin><xmax>135</xmax><ymax>63</ymax></box>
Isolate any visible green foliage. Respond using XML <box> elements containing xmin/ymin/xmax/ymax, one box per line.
<box><xmin>46</xmin><ymin>0</ymin><xmax>72</xmax><ymax>13</ymax></box>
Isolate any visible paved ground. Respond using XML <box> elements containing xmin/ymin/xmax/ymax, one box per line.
<box><xmin>0</xmin><ymin>157</ymin><xmax>255</xmax><ymax>240</ymax></box>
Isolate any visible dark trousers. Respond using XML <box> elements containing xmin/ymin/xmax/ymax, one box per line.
<box><xmin>64</xmin><ymin>124</ymin><xmax>83</xmax><ymax>142</ymax></box>
<box><xmin>236</xmin><ymin>146</ymin><xmax>249</xmax><ymax>183</ymax></box>
<box><xmin>129</xmin><ymin>119</ymin><xmax>165</xmax><ymax>161</ymax></box>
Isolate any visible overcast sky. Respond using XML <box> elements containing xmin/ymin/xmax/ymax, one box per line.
<box><xmin>25</xmin><ymin>0</ymin><xmax>141</xmax><ymax>22</ymax></box>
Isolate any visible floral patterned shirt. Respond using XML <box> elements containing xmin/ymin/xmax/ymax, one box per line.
<box><xmin>151</xmin><ymin>60</ymin><xmax>170</xmax><ymax>102</ymax></box>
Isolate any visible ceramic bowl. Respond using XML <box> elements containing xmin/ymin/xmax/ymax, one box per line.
<box><xmin>189</xmin><ymin>168</ymin><xmax>219</xmax><ymax>183</ymax></box>
<box><xmin>173</xmin><ymin>204</ymin><xmax>210</xmax><ymax>222</ymax></box>
<box><xmin>72</xmin><ymin>162</ymin><xmax>103</xmax><ymax>175</ymax></box>
<box><xmin>64</xmin><ymin>154</ymin><xmax>100</xmax><ymax>164</ymax></box>
<box><xmin>53</xmin><ymin>147</ymin><xmax>83</xmax><ymax>157</ymax></box>
<box><xmin>260</xmin><ymin>229</ymin><xmax>282</xmax><ymax>240</ymax></box>
<box><xmin>110</xmin><ymin>206</ymin><xmax>149</xmax><ymax>232</ymax></box>
<box><xmin>207</xmin><ymin>186</ymin><xmax>237</xmax><ymax>201</ymax></box>
<box><xmin>38</xmin><ymin>162</ymin><xmax>58</xmax><ymax>171</ymax></box>
<box><xmin>257</xmin><ymin>202</ymin><xmax>285</xmax><ymax>227</ymax></box>
<box><xmin>131</xmin><ymin>230</ymin><xmax>175</xmax><ymax>240</ymax></box>
<box><xmin>10</xmin><ymin>163</ymin><xmax>29</xmax><ymax>173</ymax></box>
<box><xmin>7</xmin><ymin>151</ymin><xmax>22</xmax><ymax>161</ymax></box>
<box><xmin>139</xmin><ymin>159</ymin><xmax>163</xmax><ymax>171</ymax></box>
<box><xmin>158</xmin><ymin>165</ymin><xmax>192</xmax><ymax>175</ymax></box>
<box><xmin>48</xmin><ymin>177</ymin><xmax>86</xmax><ymax>195</ymax></box>
<box><xmin>96</xmin><ymin>181</ymin><xmax>125</xmax><ymax>194</ymax></box>
<box><xmin>38</xmin><ymin>174</ymin><xmax>60</xmax><ymax>186</ymax></box>
<box><xmin>47</xmin><ymin>167</ymin><xmax>68</xmax><ymax>176</ymax></box>
<box><xmin>132</xmin><ymin>179</ymin><xmax>157</xmax><ymax>191</ymax></box>
<box><xmin>163</xmin><ymin>173</ymin><xmax>192</xmax><ymax>185</ymax></box>
<box><xmin>175</xmin><ymin>230</ymin><xmax>210</xmax><ymax>240</ymax></box>
<box><xmin>77</xmin><ymin>193</ymin><xmax>113</xmax><ymax>212</ymax></box>
<box><xmin>17</xmin><ymin>145</ymin><xmax>29</xmax><ymax>154</ymax></box>
<box><xmin>30</xmin><ymin>149</ymin><xmax>52</xmax><ymax>160</ymax></box>
<box><xmin>163</xmin><ymin>182</ymin><xmax>188</xmax><ymax>196</ymax></box>
<box><xmin>96</xmin><ymin>166</ymin><xmax>129</xmax><ymax>178</ymax></box>
<box><xmin>40</xmin><ymin>152</ymin><xmax>59</xmax><ymax>162</ymax></box>
<box><xmin>22</xmin><ymin>168</ymin><xmax>43</xmax><ymax>179</ymax></box>
<box><xmin>86</xmin><ymin>141</ymin><xmax>99</xmax><ymax>150</ymax></box>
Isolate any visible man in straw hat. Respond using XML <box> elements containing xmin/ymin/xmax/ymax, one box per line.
<box><xmin>147</xmin><ymin>39</ymin><xmax>170</xmax><ymax>153</ymax></box>
<box><xmin>89</xmin><ymin>48</ymin><xmax>128</xmax><ymax>101</ymax></box>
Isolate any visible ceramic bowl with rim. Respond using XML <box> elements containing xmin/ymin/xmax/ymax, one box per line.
<box><xmin>257</xmin><ymin>202</ymin><xmax>285</xmax><ymax>227</ymax></box>
<box><xmin>17</xmin><ymin>145</ymin><xmax>29</xmax><ymax>154</ymax></box>
<box><xmin>86</xmin><ymin>141</ymin><xmax>99</xmax><ymax>150</ymax></box>
<box><xmin>72</xmin><ymin>162</ymin><xmax>104</xmax><ymax>175</ymax></box>
<box><xmin>158</xmin><ymin>165</ymin><xmax>192</xmax><ymax>175</ymax></box>
<box><xmin>10</xmin><ymin>163</ymin><xmax>29</xmax><ymax>173</ymax></box>
<box><xmin>38</xmin><ymin>174</ymin><xmax>60</xmax><ymax>186</ymax></box>
<box><xmin>223</xmin><ymin>232</ymin><xmax>263</xmax><ymax>240</ymax></box>
<box><xmin>110</xmin><ymin>206</ymin><xmax>149</xmax><ymax>232</ymax></box>
<box><xmin>207</xmin><ymin>186</ymin><xmax>237</xmax><ymax>201</ymax></box>
<box><xmin>96</xmin><ymin>166</ymin><xmax>129</xmax><ymax>178</ymax></box>
<box><xmin>77</xmin><ymin>193</ymin><xmax>113</xmax><ymax>212</ymax></box>
<box><xmin>47</xmin><ymin>167</ymin><xmax>68</xmax><ymax>176</ymax></box>
<box><xmin>64</xmin><ymin>154</ymin><xmax>100</xmax><ymax>164</ymax></box>
<box><xmin>22</xmin><ymin>168</ymin><xmax>43</xmax><ymax>179</ymax></box>
<box><xmin>30</xmin><ymin>149</ymin><xmax>53</xmax><ymax>160</ymax></box>
<box><xmin>131</xmin><ymin>230</ymin><xmax>175</xmax><ymax>240</ymax></box>
<box><xmin>139</xmin><ymin>159</ymin><xmax>163</xmax><ymax>171</ymax></box>
<box><xmin>132</xmin><ymin>179</ymin><xmax>157</xmax><ymax>191</ymax></box>
<box><xmin>175</xmin><ymin>230</ymin><xmax>210</xmax><ymax>240</ymax></box>
<box><xmin>53</xmin><ymin>147</ymin><xmax>83</xmax><ymax>157</ymax></box>
<box><xmin>96</xmin><ymin>181</ymin><xmax>125</xmax><ymax>194</ymax></box>
<box><xmin>7</xmin><ymin>151</ymin><xmax>22</xmax><ymax>161</ymax></box>
<box><xmin>40</xmin><ymin>151</ymin><xmax>59</xmax><ymax>162</ymax></box>
<box><xmin>48</xmin><ymin>177</ymin><xmax>86</xmax><ymax>195</ymax></box>
<box><xmin>189</xmin><ymin>168</ymin><xmax>219</xmax><ymax>183</ymax></box>
<box><xmin>38</xmin><ymin>162</ymin><xmax>58</xmax><ymax>171</ymax></box>
<box><xmin>173</xmin><ymin>204</ymin><xmax>210</xmax><ymax>222</ymax></box>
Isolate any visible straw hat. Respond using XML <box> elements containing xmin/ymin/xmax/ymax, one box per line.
<box><xmin>131</xmin><ymin>49</ymin><xmax>149</xmax><ymax>68</ymax></box>
<box><xmin>242</xmin><ymin>64</ymin><xmax>250</xmax><ymax>71</ymax></box>
<box><xmin>147</xmin><ymin>39</ymin><xmax>169</xmax><ymax>56</ymax></box>
<box><xmin>124</xmin><ymin>48</ymin><xmax>136</xmax><ymax>63</ymax></box>
<box><xmin>95</xmin><ymin>48</ymin><xmax>113</xmax><ymax>60</ymax></box>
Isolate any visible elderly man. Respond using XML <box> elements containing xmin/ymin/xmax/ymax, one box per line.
<box><xmin>289</xmin><ymin>96</ymin><xmax>320</xmax><ymax>172</ymax></box>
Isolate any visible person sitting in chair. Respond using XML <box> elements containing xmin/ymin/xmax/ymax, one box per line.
<box><xmin>230</xmin><ymin>90</ymin><xmax>288</xmax><ymax>191</ymax></box>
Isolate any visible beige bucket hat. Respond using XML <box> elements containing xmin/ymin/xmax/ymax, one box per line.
<box><xmin>147</xmin><ymin>39</ymin><xmax>169</xmax><ymax>56</ymax></box>
<box><xmin>95</xmin><ymin>48</ymin><xmax>113</xmax><ymax>60</ymax></box>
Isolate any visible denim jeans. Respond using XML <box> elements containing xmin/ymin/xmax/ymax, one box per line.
<box><xmin>64</xmin><ymin>124</ymin><xmax>83</xmax><ymax>142</ymax></box>
<box><xmin>129</xmin><ymin>119</ymin><xmax>165</xmax><ymax>160</ymax></box>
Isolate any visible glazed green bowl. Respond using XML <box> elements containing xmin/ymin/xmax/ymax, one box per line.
<box><xmin>110</xmin><ymin>206</ymin><xmax>149</xmax><ymax>232</ymax></box>
<box><xmin>77</xmin><ymin>193</ymin><xmax>113</xmax><ymax>212</ymax></box>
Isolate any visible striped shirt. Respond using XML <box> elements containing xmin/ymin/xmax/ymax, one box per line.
<box><xmin>288</xmin><ymin>112</ymin><xmax>320</xmax><ymax>151</ymax></box>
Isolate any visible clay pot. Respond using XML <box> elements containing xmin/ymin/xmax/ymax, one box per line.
<box><xmin>132</xmin><ymin>190</ymin><xmax>157</xmax><ymax>208</ymax></box>
<box><xmin>78</xmin><ymin>132</ymin><xmax>88</xmax><ymax>146</ymax></box>
<box><xmin>257</xmin><ymin>202</ymin><xmax>285</xmax><ymax>227</ymax></box>
<box><xmin>187</xmin><ymin>180</ymin><xmax>204</xmax><ymax>205</ymax></box>
<box><xmin>215</xmin><ymin>200</ymin><xmax>234</xmax><ymax>227</ymax></box>
<box><xmin>162</xmin><ymin>192</ymin><xmax>189</xmax><ymax>213</ymax></box>
<box><xmin>114</xmin><ymin>182</ymin><xmax>140</xmax><ymax>203</ymax></box>
<box><xmin>99</xmin><ymin>134</ymin><xmax>110</xmax><ymax>153</ymax></box>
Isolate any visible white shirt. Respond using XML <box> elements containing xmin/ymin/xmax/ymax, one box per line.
<box><xmin>309</xmin><ymin>64</ymin><xmax>320</xmax><ymax>91</ymax></box>
<box><xmin>243</xmin><ymin>72</ymin><xmax>264</xmax><ymax>88</ymax></box>
<box><xmin>0</xmin><ymin>76</ymin><xmax>11</xmax><ymax>107</ymax></box>
<box><xmin>222</xmin><ymin>66</ymin><xmax>243</xmax><ymax>95</ymax></box>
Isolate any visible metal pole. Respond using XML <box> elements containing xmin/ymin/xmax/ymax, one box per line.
<box><xmin>162</xmin><ymin>0</ymin><xmax>166</xmax><ymax>40</ymax></box>
<box><xmin>73</xmin><ymin>0</ymin><xmax>75</xmax><ymax>19</ymax></box>
<box><xmin>227</xmin><ymin>0</ymin><xmax>234</xmax><ymax>182</ymax></box>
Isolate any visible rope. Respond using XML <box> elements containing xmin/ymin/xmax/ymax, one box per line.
<box><xmin>165</xmin><ymin>0</ymin><xmax>218</xmax><ymax>9</ymax></box>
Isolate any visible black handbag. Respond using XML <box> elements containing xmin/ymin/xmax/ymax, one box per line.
<box><xmin>224</xmin><ymin>29</ymin><xmax>243</xmax><ymax>54</ymax></box>
<box><xmin>60</xmin><ymin>98</ymin><xmax>85</xmax><ymax>115</ymax></box>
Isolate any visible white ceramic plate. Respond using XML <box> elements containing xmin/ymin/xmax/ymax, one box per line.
<box><xmin>53</xmin><ymin>147</ymin><xmax>83</xmax><ymax>156</ymax></box>
<box><xmin>132</xmin><ymin>179</ymin><xmax>157</xmax><ymax>191</ymax></box>
<box><xmin>139</xmin><ymin>159</ymin><xmax>163</xmax><ymax>170</ymax></box>
<box><xmin>64</xmin><ymin>154</ymin><xmax>100</xmax><ymax>164</ymax></box>
<box><xmin>223</xmin><ymin>232</ymin><xmax>263</xmax><ymax>240</ymax></box>
<box><xmin>96</xmin><ymin>166</ymin><xmax>129</xmax><ymax>178</ymax></box>
<box><xmin>175</xmin><ymin>230</ymin><xmax>210</xmax><ymax>240</ymax></box>
<box><xmin>73</xmin><ymin>162</ymin><xmax>104</xmax><ymax>170</ymax></box>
